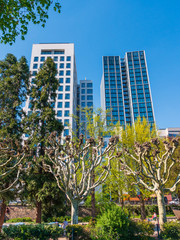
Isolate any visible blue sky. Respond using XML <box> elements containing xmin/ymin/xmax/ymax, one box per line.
<box><xmin>0</xmin><ymin>0</ymin><xmax>180</xmax><ymax>128</ymax></box>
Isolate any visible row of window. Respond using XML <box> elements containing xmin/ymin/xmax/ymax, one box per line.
<box><xmin>81</xmin><ymin>102</ymin><xmax>93</xmax><ymax>107</ymax></box>
<box><xmin>81</xmin><ymin>83</ymin><xmax>93</xmax><ymax>88</ymax></box>
<box><xmin>58</xmin><ymin>93</ymin><xmax>70</xmax><ymax>100</ymax></box>
<box><xmin>58</xmin><ymin>85</ymin><xmax>70</xmax><ymax>92</ymax></box>
<box><xmin>57</xmin><ymin>110</ymin><xmax>70</xmax><ymax>117</ymax></box>
<box><xmin>81</xmin><ymin>89</ymin><xmax>93</xmax><ymax>94</ymax></box>
<box><xmin>81</xmin><ymin>95</ymin><xmax>93</xmax><ymax>100</ymax></box>
<box><xmin>33</xmin><ymin>63</ymin><xmax>71</xmax><ymax>69</ymax></box>
<box><xmin>32</xmin><ymin>70</ymin><xmax>71</xmax><ymax>76</ymax></box>
<box><xmin>34</xmin><ymin>56</ymin><xmax>71</xmax><ymax>62</ymax></box>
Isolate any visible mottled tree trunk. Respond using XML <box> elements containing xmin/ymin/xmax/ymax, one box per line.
<box><xmin>156</xmin><ymin>190</ymin><xmax>167</xmax><ymax>229</ymax></box>
<box><xmin>139</xmin><ymin>192</ymin><xmax>146</xmax><ymax>220</ymax></box>
<box><xmin>36</xmin><ymin>201</ymin><xmax>42</xmax><ymax>223</ymax></box>
<box><xmin>0</xmin><ymin>199</ymin><xmax>6</xmax><ymax>230</ymax></box>
<box><xmin>71</xmin><ymin>199</ymin><xmax>79</xmax><ymax>224</ymax></box>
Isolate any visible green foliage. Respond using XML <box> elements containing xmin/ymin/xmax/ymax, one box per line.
<box><xmin>95</xmin><ymin>204</ymin><xmax>154</xmax><ymax>240</ymax></box>
<box><xmin>0</xmin><ymin>53</ymin><xmax>29</xmax><ymax>208</ymax></box>
<box><xmin>6</xmin><ymin>217</ymin><xmax>33</xmax><ymax>223</ymax></box>
<box><xmin>3</xmin><ymin>224</ymin><xmax>63</xmax><ymax>240</ymax></box>
<box><xmin>96</xmin><ymin>204</ymin><xmax>131</xmax><ymax>239</ymax></box>
<box><xmin>161</xmin><ymin>222</ymin><xmax>180</xmax><ymax>240</ymax></box>
<box><xmin>0</xmin><ymin>53</ymin><xmax>29</xmax><ymax>140</ymax></box>
<box><xmin>66</xmin><ymin>224</ymin><xmax>91</xmax><ymax>240</ymax></box>
<box><xmin>0</xmin><ymin>0</ymin><xmax>61</xmax><ymax>44</ymax></box>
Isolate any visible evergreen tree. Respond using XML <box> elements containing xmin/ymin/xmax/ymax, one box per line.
<box><xmin>23</xmin><ymin>57</ymin><xmax>63</xmax><ymax>223</ymax></box>
<box><xmin>0</xmin><ymin>53</ymin><xmax>29</xmax><ymax>228</ymax></box>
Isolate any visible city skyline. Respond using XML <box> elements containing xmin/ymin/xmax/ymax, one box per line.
<box><xmin>0</xmin><ymin>0</ymin><xmax>179</xmax><ymax>128</ymax></box>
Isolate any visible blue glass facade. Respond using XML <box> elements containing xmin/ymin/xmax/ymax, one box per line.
<box><xmin>101</xmin><ymin>51</ymin><xmax>155</xmax><ymax>125</ymax></box>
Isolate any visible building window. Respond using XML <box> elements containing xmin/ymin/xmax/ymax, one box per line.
<box><xmin>32</xmin><ymin>71</ymin><xmax>37</xmax><ymax>76</ymax></box>
<box><xmin>65</xmin><ymin>94</ymin><xmax>70</xmax><ymax>99</ymax></box>
<box><xmin>65</xmin><ymin>102</ymin><xmax>70</xmax><ymax>108</ymax></box>
<box><xmin>41</xmin><ymin>50</ymin><xmax>51</xmax><ymax>55</ymax></box>
<box><xmin>87</xmin><ymin>89</ymin><xmax>92</xmax><ymax>94</ymax></box>
<box><xmin>64</xmin><ymin>129</ymin><xmax>69</xmax><ymax>136</ymax></box>
<box><xmin>81</xmin><ymin>95</ymin><xmax>85</xmax><ymax>100</ymax></box>
<box><xmin>59</xmin><ymin>71</ymin><xmax>64</xmax><ymax>76</ymax></box>
<box><xmin>54</xmin><ymin>56</ymin><xmax>58</xmax><ymax>61</ymax></box>
<box><xmin>40</xmin><ymin>57</ymin><xmax>45</xmax><ymax>62</ymax></box>
<box><xmin>81</xmin><ymin>89</ymin><xmax>85</xmax><ymax>94</ymax></box>
<box><xmin>57</xmin><ymin>110</ymin><xmax>62</xmax><ymax>117</ymax></box>
<box><xmin>58</xmin><ymin>94</ymin><xmax>63</xmax><ymax>100</ymax></box>
<box><xmin>67</xmin><ymin>56</ymin><xmax>71</xmax><ymax>61</ymax></box>
<box><xmin>66</xmin><ymin>63</ymin><xmax>71</xmax><ymax>68</ymax></box>
<box><xmin>59</xmin><ymin>78</ymin><xmax>63</xmax><ymax>83</ymax></box>
<box><xmin>64</xmin><ymin>119</ymin><xmax>69</xmax><ymax>126</ymax></box>
<box><xmin>33</xmin><ymin>64</ymin><xmax>38</xmax><ymax>69</ymax></box>
<box><xmin>81</xmin><ymin>102</ymin><xmax>85</xmax><ymax>107</ymax></box>
<box><xmin>60</xmin><ymin>56</ymin><xmax>64</xmax><ymax>61</ymax></box>
<box><xmin>87</xmin><ymin>95</ymin><xmax>93</xmax><ymax>100</ymax></box>
<box><xmin>60</xmin><ymin>63</ymin><xmax>64</xmax><ymax>68</ymax></box>
<box><xmin>87</xmin><ymin>102</ymin><xmax>93</xmax><ymax>107</ymax></box>
<box><xmin>87</xmin><ymin>83</ymin><xmax>92</xmax><ymax>88</ymax></box>
<box><xmin>34</xmin><ymin>57</ymin><xmax>38</xmax><ymax>62</ymax></box>
<box><xmin>66</xmin><ymin>78</ymin><xmax>70</xmax><ymax>83</ymax></box>
<box><xmin>57</xmin><ymin>102</ymin><xmax>62</xmax><ymax>108</ymax></box>
<box><xmin>64</xmin><ymin>110</ymin><xmax>69</xmax><ymax>116</ymax></box>
<box><xmin>66</xmin><ymin>70</ymin><xmax>71</xmax><ymax>76</ymax></box>
<box><xmin>65</xmin><ymin>86</ymin><xmax>70</xmax><ymax>91</ymax></box>
<box><xmin>58</xmin><ymin>86</ymin><xmax>63</xmax><ymax>91</ymax></box>
<box><xmin>54</xmin><ymin>50</ymin><xmax>64</xmax><ymax>54</ymax></box>
<box><xmin>81</xmin><ymin>83</ymin><xmax>85</xmax><ymax>88</ymax></box>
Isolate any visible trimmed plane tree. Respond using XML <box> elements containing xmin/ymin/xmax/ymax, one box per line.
<box><xmin>117</xmin><ymin>137</ymin><xmax>180</xmax><ymax>228</ymax></box>
<box><xmin>44</xmin><ymin>132</ymin><xmax>119</xmax><ymax>224</ymax></box>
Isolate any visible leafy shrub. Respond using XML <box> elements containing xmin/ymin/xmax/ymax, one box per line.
<box><xmin>161</xmin><ymin>222</ymin><xmax>180</xmax><ymax>240</ymax></box>
<box><xmin>46</xmin><ymin>215</ymin><xmax>71</xmax><ymax>223</ymax></box>
<box><xmin>96</xmin><ymin>204</ymin><xmax>131</xmax><ymax>239</ymax></box>
<box><xmin>66</xmin><ymin>224</ymin><xmax>91</xmax><ymax>240</ymax></box>
<box><xmin>6</xmin><ymin>217</ymin><xmax>33</xmax><ymax>223</ymax></box>
<box><xmin>95</xmin><ymin>205</ymin><xmax>155</xmax><ymax>240</ymax></box>
<box><xmin>3</xmin><ymin>224</ymin><xmax>64</xmax><ymax>240</ymax></box>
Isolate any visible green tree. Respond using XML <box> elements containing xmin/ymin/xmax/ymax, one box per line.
<box><xmin>23</xmin><ymin>57</ymin><xmax>63</xmax><ymax>223</ymax></box>
<box><xmin>0</xmin><ymin>0</ymin><xmax>61</xmax><ymax>44</ymax></box>
<box><xmin>0</xmin><ymin>53</ymin><xmax>29</xmax><ymax>228</ymax></box>
<box><xmin>108</xmin><ymin>117</ymin><xmax>157</xmax><ymax>219</ymax></box>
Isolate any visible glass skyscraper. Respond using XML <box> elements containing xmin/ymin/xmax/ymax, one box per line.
<box><xmin>100</xmin><ymin>51</ymin><xmax>155</xmax><ymax>126</ymax></box>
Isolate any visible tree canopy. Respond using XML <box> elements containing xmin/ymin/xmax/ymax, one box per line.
<box><xmin>0</xmin><ymin>0</ymin><xmax>61</xmax><ymax>44</ymax></box>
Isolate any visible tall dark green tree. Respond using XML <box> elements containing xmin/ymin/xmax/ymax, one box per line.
<box><xmin>23</xmin><ymin>57</ymin><xmax>63</xmax><ymax>223</ymax></box>
<box><xmin>0</xmin><ymin>53</ymin><xmax>29</xmax><ymax>228</ymax></box>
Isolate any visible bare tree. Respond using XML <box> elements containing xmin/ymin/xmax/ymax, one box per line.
<box><xmin>44</xmin><ymin>132</ymin><xmax>119</xmax><ymax>224</ymax></box>
<box><xmin>117</xmin><ymin>137</ymin><xmax>180</xmax><ymax>228</ymax></box>
<box><xmin>0</xmin><ymin>139</ymin><xmax>31</xmax><ymax>229</ymax></box>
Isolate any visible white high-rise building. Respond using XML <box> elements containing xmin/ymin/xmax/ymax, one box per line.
<box><xmin>24</xmin><ymin>43</ymin><xmax>78</xmax><ymax>136</ymax></box>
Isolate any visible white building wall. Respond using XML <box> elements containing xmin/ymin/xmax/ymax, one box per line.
<box><xmin>24</xmin><ymin>43</ymin><xmax>77</xmax><ymax>136</ymax></box>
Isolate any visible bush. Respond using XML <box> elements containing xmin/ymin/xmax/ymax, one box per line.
<box><xmin>66</xmin><ymin>224</ymin><xmax>91</xmax><ymax>240</ymax></box>
<box><xmin>96</xmin><ymin>204</ymin><xmax>131</xmax><ymax>239</ymax></box>
<box><xmin>161</xmin><ymin>222</ymin><xmax>180</xmax><ymax>240</ymax></box>
<box><xmin>6</xmin><ymin>217</ymin><xmax>33</xmax><ymax>223</ymax></box>
<box><xmin>46</xmin><ymin>215</ymin><xmax>71</xmax><ymax>223</ymax></box>
<box><xmin>95</xmin><ymin>205</ymin><xmax>154</xmax><ymax>240</ymax></box>
<box><xmin>3</xmin><ymin>224</ymin><xmax>64</xmax><ymax>240</ymax></box>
